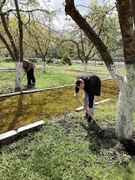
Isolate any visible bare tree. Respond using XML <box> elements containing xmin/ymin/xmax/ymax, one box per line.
<box><xmin>64</xmin><ymin>1</ymin><xmax>120</xmax><ymax>72</ymax></box>
<box><xmin>24</xmin><ymin>11</ymin><xmax>57</xmax><ymax>72</ymax></box>
<box><xmin>0</xmin><ymin>0</ymin><xmax>48</xmax><ymax>89</ymax></box>
<box><xmin>65</xmin><ymin>0</ymin><xmax>135</xmax><ymax>145</ymax></box>
<box><xmin>0</xmin><ymin>0</ymin><xmax>23</xmax><ymax>90</ymax></box>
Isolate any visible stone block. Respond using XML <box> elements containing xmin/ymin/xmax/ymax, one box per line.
<box><xmin>17</xmin><ymin>120</ymin><xmax>44</xmax><ymax>136</ymax></box>
<box><xmin>95</xmin><ymin>98</ymin><xmax>111</xmax><ymax>105</ymax></box>
<box><xmin>0</xmin><ymin>130</ymin><xmax>17</xmax><ymax>144</ymax></box>
<box><xmin>75</xmin><ymin>106</ymin><xmax>84</xmax><ymax>112</ymax></box>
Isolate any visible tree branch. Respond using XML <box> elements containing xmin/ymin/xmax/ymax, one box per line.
<box><xmin>5</xmin><ymin>8</ymin><xmax>50</xmax><ymax>14</ymax></box>
<box><xmin>14</xmin><ymin>0</ymin><xmax>23</xmax><ymax>62</ymax></box>
<box><xmin>65</xmin><ymin>0</ymin><xmax>113</xmax><ymax>67</ymax></box>
<box><xmin>0</xmin><ymin>0</ymin><xmax>6</xmax><ymax>11</ymax></box>
<box><xmin>0</xmin><ymin>12</ymin><xmax>19</xmax><ymax>60</ymax></box>
<box><xmin>0</xmin><ymin>33</ymin><xmax>14</xmax><ymax>60</ymax></box>
<box><xmin>116</xmin><ymin>0</ymin><xmax>135</xmax><ymax>63</ymax></box>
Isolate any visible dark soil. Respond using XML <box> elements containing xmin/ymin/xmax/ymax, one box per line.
<box><xmin>57</xmin><ymin>112</ymin><xmax>135</xmax><ymax>157</ymax></box>
<box><xmin>80</xmin><ymin>122</ymin><xmax>117</xmax><ymax>154</ymax></box>
<box><xmin>82</xmin><ymin>123</ymin><xmax>135</xmax><ymax>156</ymax></box>
<box><xmin>116</xmin><ymin>140</ymin><xmax>135</xmax><ymax>156</ymax></box>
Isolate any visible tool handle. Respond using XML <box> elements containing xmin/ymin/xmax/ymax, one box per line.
<box><xmin>21</xmin><ymin>72</ymin><xmax>26</xmax><ymax>80</ymax></box>
<box><xmin>76</xmin><ymin>97</ymin><xmax>98</xmax><ymax>124</ymax></box>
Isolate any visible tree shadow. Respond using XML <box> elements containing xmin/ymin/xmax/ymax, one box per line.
<box><xmin>79</xmin><ymin>122</ymin><xmax>135</xmax><ymax>156</ymax></box>
<box><xmin>8</xmin><ymin>94</ymin><xmax>24</xmax><ymax>131</ymax></box>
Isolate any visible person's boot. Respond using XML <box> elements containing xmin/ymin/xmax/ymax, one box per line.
<box><xmin>87</xmin><ymin>116</ymin><xmax>92</xmax><ymax>123</ymax></box>
<box><xmin>87</xmin><ymin>116</ymin><xmax>98</xmax><ymax>131</ymax></box>
<box><xmin>27</xmin><ymin>84</ymin><xmax>32</xmax><ymax>89</ymax></box>
<box><xmin>32</xmin><ymin>83</ymin><xmax>35</xmax><ymax>87</ymax></box>
<box><xmin>84</xmin><ymin>112</ymin><xmax>88</xmax><ymax>119</ymax></box>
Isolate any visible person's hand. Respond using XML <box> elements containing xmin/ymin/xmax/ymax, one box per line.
<box><xmin>74</xmin><ymin>93</ymin><xmax>78</xmax><ymax>98</ymax></box>
<box><xmin>87</xmin><ymin>108</ymin><xmax>92</xmax><ymax>117</ymax></box>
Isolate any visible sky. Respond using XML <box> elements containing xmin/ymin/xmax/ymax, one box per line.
<box><xmin>39</xmin><ymin>0</ymin><xmax>115</xmax><ymax>30</ymax></box>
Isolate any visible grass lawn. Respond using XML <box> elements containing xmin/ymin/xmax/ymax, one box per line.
<box><xmin>0</xmin><ymin>61</ymin><xmax>125</xmax><ymax>95</ymax></box>
<box><xmin>0</xmin><ymin>65</ymin><xmax>110</xmax><ymax>94</ymax></box>
<box><xmin>0</xmin><ymin>62</ymin><xmax>15</xmax><ymax>68</ymax></box>
<box><xmin>0</xmin><ymin>98</ymin><xmax>135</xmax><ymax>180</ymax></box>
<box><xmin>0</xmin><ymin>61</ymin><xmax>125</xmax><ymax>73</ymax></box>
<box><xmin>46</xmin><ymin>62</ymin><xmax>126</xmax><ymax>75</ymax></box>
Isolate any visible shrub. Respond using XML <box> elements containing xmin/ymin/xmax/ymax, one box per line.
<box><xmin>2</xmin><ymin>57</ymin><xmax>14</xmax><ymax>62</ymax></box>
<box><xmin>62</xmin><ymin>52</ymin><xmax>72</xmax><ymax>65</ymax></box>
<box><xmin>27</xmin><ymin>58</ymin><xmax>37</xmax><ymax>63</ymax></box>
<box><xmin>47</xmin><ymin>59</ymin><xmax>54</xmax><ymax>64</ymax></box>
<box><xmin>55</xmin><ymin>61</ymin><xmax>66</xmax><ymax>66</ymax></box>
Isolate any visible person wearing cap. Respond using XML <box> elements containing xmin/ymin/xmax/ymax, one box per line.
<box><xmin>74</xmin><ymin>74</ymin><xmax>101</xmax><ymax>123</ymax></box>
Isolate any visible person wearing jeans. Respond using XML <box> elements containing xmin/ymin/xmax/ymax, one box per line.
<box><xmin>83</xmin><ymin>91</ymin><xmax>95</xmax><ymax>121</ymax></box>
<box><xmin>74</xmin><ymin>74</ymin><xmax>101</xmax><ymax>123</ymax></box>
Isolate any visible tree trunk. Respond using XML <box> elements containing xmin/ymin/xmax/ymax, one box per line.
<box><xmin>84</xmin><ymin>61</ymin><xmax>88</xmax><ymax>73</ymax></box>
<box><xmin>43</xmin><ymin>61</ymin><xmax>46</xmax><ymax>73</ymax></box>
<box><xmin>15</xmin><ymin>61</ymin><xmax>22</xmax><ymax>91</ymax></box>
<box><xmin>108</xmin><ymin>64</ymin><xmax>135</xmax><ymax>140</ymax></box>
<box><xmin>65</xmin><ymin>0</ymin><xmax>135</xmax><ymax>141</ymax></box>
<box><xmin>117</xmin><ymin>64</ymin><xmax>135</xmax><ymax>140</ymax></box>
<box><xmin>116</xmin><ymin>0</ymin><xmax>135</xmax><ymax>63</ymax></box>
<box><xmin>116</xmin><ymin>90</ymin><xmax>134</xmax><ymax>140</ymax></box>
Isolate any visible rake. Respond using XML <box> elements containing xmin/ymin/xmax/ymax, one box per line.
<box><xmin>76</xmin><ymin>97</ymin><xmax>104</xmax><ymax>135</ymax></box>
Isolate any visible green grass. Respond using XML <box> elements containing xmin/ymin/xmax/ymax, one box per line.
<box><xmin>0</xmin><ymin>62</ymin><xmax>123</xmax><ymax>95</ymax></box>
<box><xmin>0</xmin><ymin>61</ymin><xmax>125</xmax><ymax>74</ymax></box>
<box><xmin>0</xmin><ymin>62</ymin><xmax>15</xmax><ymax>68</ymax></box>
<box><xmin>47</xmin><ymin>62</ymin><xmax>125</xmax><ymax>75</ymax></box>
<box><xmin>0</xmin><ymin>69</ymin><xmax>80</xmax><ymax>94</ymax></box>
<box><xmin>0</xmin><ymin>66</ymin><xmax>109</xmax><ymax>94</ymax></box>
<box><xmin>0</xmin><ymin>99</ymin><xmax>135</xmax><ymax>180</ymax></box>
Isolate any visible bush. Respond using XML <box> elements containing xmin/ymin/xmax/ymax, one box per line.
<box><xmin>27</xmin><ymin>58</ymin><xmax>37</xmax><ymax>63</ymax></box>
<box><xmin>2</xmin><ymin>57</ymin><xmax>14</xmax><ymax>62</ymax></box>
<box><xmin>62</xmin><ymin>52</ymin><xmax>72</xmax><ymax>65</ymax></box>
<box><xmin>47</xmin><ymin>59</ymin><xmax>54</xmax><ymax>64</ymax></box>
<box><xmin>55</xmin><ymin>61</ymin><xmax>66</xmax><ymax>66</ymax></box>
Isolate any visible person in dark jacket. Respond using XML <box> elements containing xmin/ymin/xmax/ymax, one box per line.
<box><xmin>74</xmin><ymin>74</ymin><xmax>101</xmax><ymax>123</ymax></box>
<box><xmin>23</xmin><ymin>59</ymin><xmax>36</xmax><ymax>88</ymax></box>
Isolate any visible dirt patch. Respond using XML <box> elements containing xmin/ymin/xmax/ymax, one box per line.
<box><xmin>58</xmin><ymin>113</ymin><xmax>135</xmax><ymax>157</ymax></box>
<box><xmin>79</xmin><ymin>123</ymin><xmax>117</xmax><ymax>152</ymax></box>
<box><xmin>81</xmin><ymin>124</ymin><xmax>135</xmax><ymax>156</ymax></box>
<box><xmin>115</xmin><ymin>140</ymin><xmax>135</xmax><ymax>156</ymax></box>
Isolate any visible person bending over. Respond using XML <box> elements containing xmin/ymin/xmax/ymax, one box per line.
<box><xmin>74</xmin><ymin>74</ymin><xmax>101</xmax><ymax>123</ymax></box>
<box><xmin>23</xmin><ymin>59</ymin><xmax>36</xmax><ymax>88</ymax></box>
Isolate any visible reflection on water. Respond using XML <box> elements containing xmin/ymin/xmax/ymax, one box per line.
<box><xmin>0</xmin><ymin>79</ymin><xmax>119</xmax><ymax>134</ymax></box>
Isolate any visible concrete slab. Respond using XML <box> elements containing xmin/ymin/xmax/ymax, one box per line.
<box><xmin>0</xmin><ymin>130</ymin><xmax>17</xmax><ymax>144</ymax></box>
<box><xmin>75</xmin><ymin>106</ymin><xmax>84</xmax><ymax>111</ymax></box>
<box><xmin>17</xmin><ymin>120</ymin><xmax>44</xmax><ymax>136</ymax></box>
<box><xmin>95</xmin><ymin>98</ymin><xmax>111</xmax><ymax>105</ymax></box>
<box><xmin>75</xmin><ymin>98</ymin><xmax>111</xmax><ymax>112</ymax></box>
